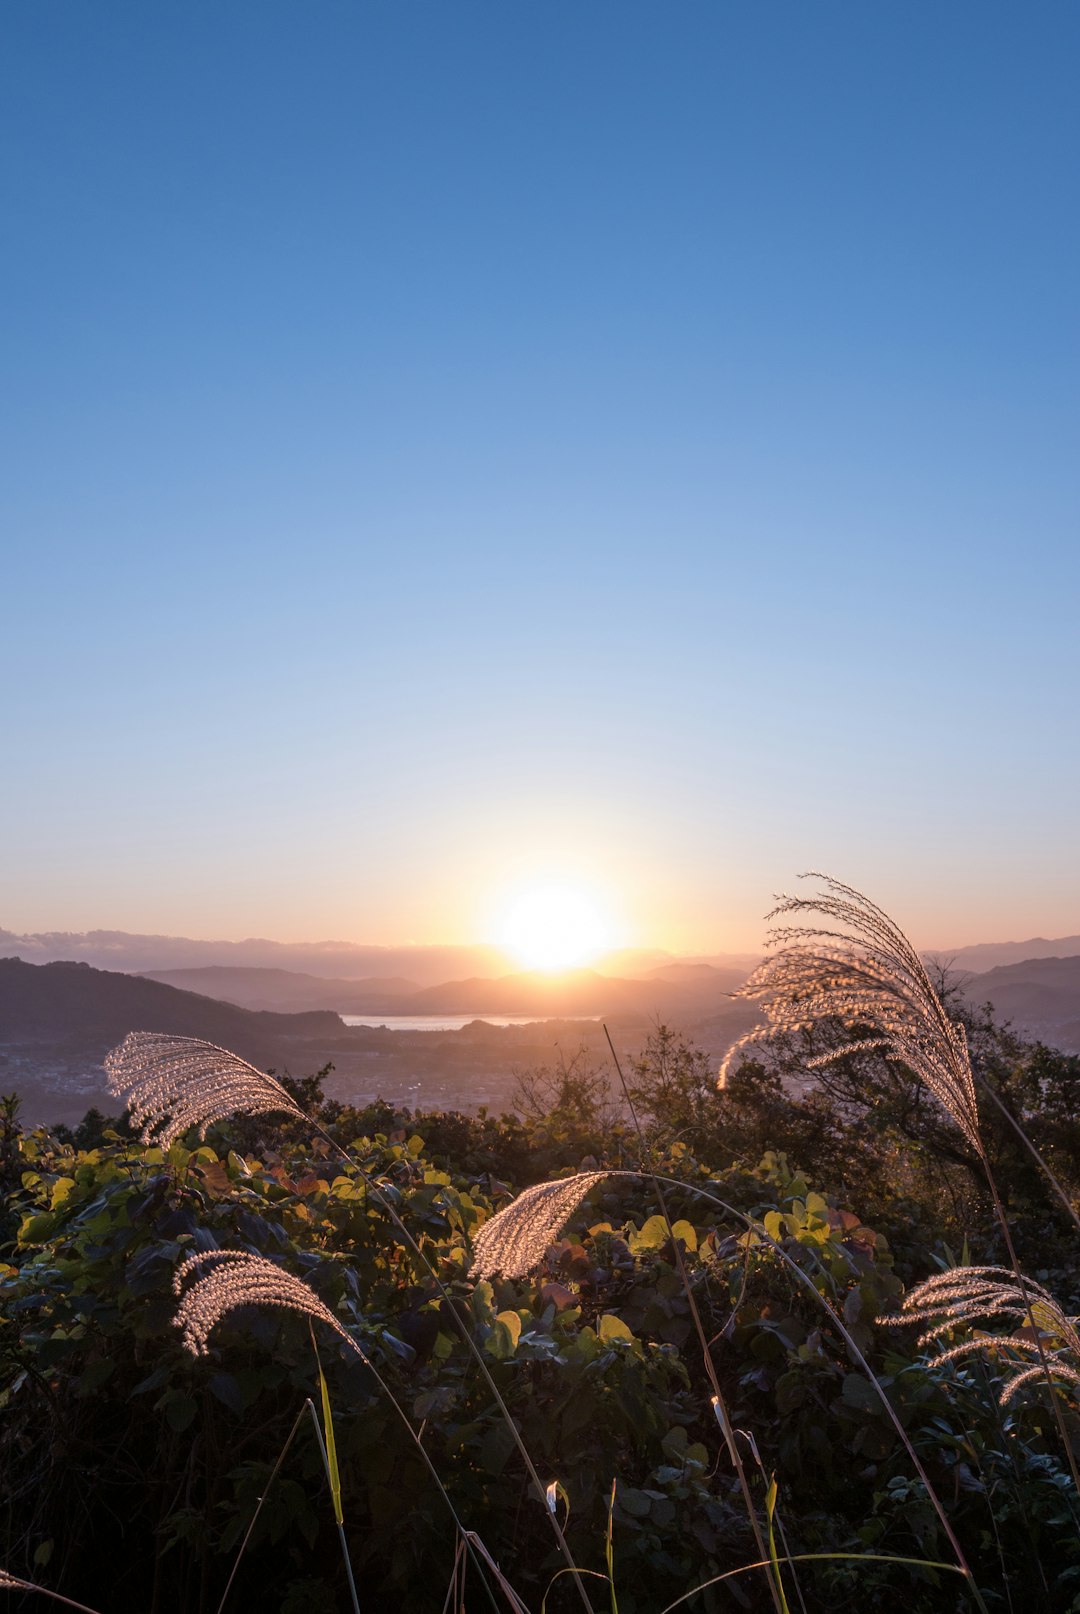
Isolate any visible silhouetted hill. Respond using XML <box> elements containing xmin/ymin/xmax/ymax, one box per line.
<box><xmin>0</xmin><ymin>958</ymin><xmax>344</xmax><ymax>1125</ymax></box>
<box><xmin>933</xmin><ymin>935</ymin><xmax>1080</xmax><ymax>973</ymax></box>
<box><xmin>957</xmin><ymin>954</ymin><xmax>1080</xmax><ymax>1051</ymax></box>
<box><xmin>396</xmin><ymin>965</ymin><xmax>738</xmax><ymax>1017</ymax></box>
<box><xmin>141</xmin><ymin>966</ymin><xmax>418</xmax><ymax>1013</ymax></box>
<box><xmin>0</xmin><ymin>930</ymin><xmax>509</xmax><ymax>987</ymax></box>
<box><xmin>645</xmin><ymin>961</ymin><xmax>752</xmax><ymax>994</ymax></box>
<box><xmin>130</xmin><ymin>962</ymin><xmax>753</xmax><ymax>1018</ymax></box>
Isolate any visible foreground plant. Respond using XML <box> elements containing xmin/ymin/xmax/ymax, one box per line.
<box><xmin>720</xmin><ymin>874</ymin><xmax>1080</xmax><ymax>1499</ymax></box>
<box><xmin>0</xmin><ymin>1569</ymin><xmax>101</xmax><ymax>1613</ymax></box>
<box><xmin>880</xmin><ymin>1264</ymin><xmax>1080</xmax><ymax>1408</ymax></box>
<box><xmin>105</xmin><ymin>1032</ymin><xmax>596</xmax><ymax>1613</ymax></box>
<box><xmin>469</xmin><ymin>1163</ymin><xmax>987</xmax><ymax>1611</ymax></box>
<box><xmin>171</xmin><ymin>1249</ymin><xmax>523</xmax><ymax>1614</ymax></box>
<box><xmin>105</xmin><ymin>1032</ymin><xmax>304</xmax><ymax>1148</ymax></box>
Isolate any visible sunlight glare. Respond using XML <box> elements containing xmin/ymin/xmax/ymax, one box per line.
<box><xmin>501</xmin><ymin>885</ymin><xmax>612</xmax><ymax>972</ymax></box>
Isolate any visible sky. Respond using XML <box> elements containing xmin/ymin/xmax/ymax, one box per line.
<box><xmin>3</xmin><ymin>2</ymin><xmax>1079</xmax><ymax>957</ymax></box>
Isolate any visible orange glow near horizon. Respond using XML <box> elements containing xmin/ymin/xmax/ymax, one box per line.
<box><xmin>499</xmin><ymin>884</ymin><xmax>614</xmax><ymax>972</ymax></box>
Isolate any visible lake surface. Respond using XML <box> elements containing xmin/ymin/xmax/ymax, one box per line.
<box><xmin>340</xmin><ymin>1014</ymin><xmax>601</xmax><ymax>1032</ymax></box>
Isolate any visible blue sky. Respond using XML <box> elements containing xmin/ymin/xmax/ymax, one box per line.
<box><xmin>3</xmin><ymin>2</ymin><xmax>1079</xmax><ymax>953</ymax></box>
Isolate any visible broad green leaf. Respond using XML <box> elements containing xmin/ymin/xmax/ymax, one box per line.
<box><xmin>628</xmin><ymin>1214</ymin><xmax>670</xmax><ymax>1252</ymax></box>
<box><xmin>164</xmin><ymin>1392</ymin><xmax>198</xmax><ymax>1433</ymax></box>
<box><xmin>670</xmin><ymin>1219</ymin><xmax>698</xmax><ymax>1251</ymax></box>
<box><xmin>317</xmin><ymin>1359</ymin><xmax>343</xmax><ymax>1526</ymax></box>
<box><xmin>496</xmin><ymin>1310</ymin><xmax>522</xmax><ymax>1347</ymax></box>
<box><xmin>485</xmin><ymin>1317</ymin><xmax>519</xmax><ymax>1359</ymax></box>
<box><xmin>598</xmin><ymin>1313</ymin><xmax>634</xmax><ymax>1344</ymax></box>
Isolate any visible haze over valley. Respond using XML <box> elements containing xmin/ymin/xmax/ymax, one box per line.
<box><xmin>5</xmin><ymin>922</ymin><xmax>1080</xmax><ymax>1129</ymax></box>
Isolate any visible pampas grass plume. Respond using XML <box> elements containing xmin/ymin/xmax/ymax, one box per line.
<box><xmin>173</xmin><ymin>1249</ymin><xmax>354</xmax><ymax>1358</ymax></box>
<box><xmin>469</xmin><ymin>1172</ymin><xmax>608</xmax><ymax>1279</ymax></box>
<box><xmin>105</xmin><ymin>1032</ymin><xmax>303</xmax><ymax>1149</ymax></box>
<box><xmin>721</xmin><ymin>873</ymin><xmax>981</xmax><ymax>1148</ymax></box>
<box><xmin>880</xmin><ymin>1265</ymin><xmax>1080</xmax><ymax>1407</ymax></box>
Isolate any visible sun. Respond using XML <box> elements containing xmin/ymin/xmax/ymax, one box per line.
<box><xmin>501</xmin><ymin>884</ymin><xmax>612</xmax><ymax>972</ymax></box>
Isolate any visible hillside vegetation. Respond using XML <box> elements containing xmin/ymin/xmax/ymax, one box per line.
<box><xmin>2</xmin><ymin>1008</ymin><xmax>1080</xmax><ymax>1610</ymax></box>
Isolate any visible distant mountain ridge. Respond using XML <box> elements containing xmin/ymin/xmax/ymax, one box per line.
<box><xmin>8</xmin><ymin>919</ymin><xmax>1080</xmax><ymax>986</ymax></box>
<box><xmin>0</xmin><ymin>924</ymin><xmax>754</xmax><ymax>986</ymax></box>
<box><xmin>0</xmin><ymin>957</ymin><xmax>348</xmax><ymax>1125</ymax></box>
<box><xmin>141</xmin><ymin>966</ymin><xmax>420</xmax><ymax>1013</ymax></box>
<box><xmin>0</xmin><ymin>957</ymin><xmax>341</xmax><ymax>1052</ymax></box>
<box><xmin>0</xmin><ymin>930</ymin><xmax>512</xmax><ymax>987</ymax></box>
<box><xmin>0</xmin><ymin>956</ymin><xmax>761</xmax><ymax>1130</ymax></box>
<box><xmin>143</xmin><ymin>961</ymin><xmax>751</xmax><ymax>1017</ymax></box>
<box><xmin>957</xmin><ymin>955</ymin><xmax>1080</xmax><ymax>1053</ymax></box>
<box><xmin>930</xmin><ymin>935</ymin><xmax>1080</xmax><ymax>973</ymax></box>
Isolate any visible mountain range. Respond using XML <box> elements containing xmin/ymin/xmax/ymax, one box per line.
<box><xmin>0</xmin><ymin>956</ymin><xmax>760</xmax><ymax>1127</ymax></box>
<box><xmin>140</xmin><ymin>960</ymin><xmax>754</xmax><ymax>1016</ymax></box>
<box><xmin>3</xmin><ymin>941</ymin><xmax>1079</xmax><ymax>1130</ymax></box>
<box><xmin>0</xmin><ymin>957</ymin><xmax>343</xmax><ymax>1126</ymax></box>
<box><xmin>5</xmin><ymin>920</ymin><xmax>1080</xmax><ymax>982</ymax></box>
<box><xmin>957</xmin><ymin>955</ymin><xmax>1080</xmax><ymax>1051</ymax></box>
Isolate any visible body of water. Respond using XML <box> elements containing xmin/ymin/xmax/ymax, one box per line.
<box><xmin>340</xmin><ymin>1014</ymin><xmax>601</xmax><ymax>1032</ymax></box>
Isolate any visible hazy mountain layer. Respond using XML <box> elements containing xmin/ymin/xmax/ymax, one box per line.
<box><xmin>958</xmin><ymin>955</ymin><xmax>1080</xmax><ymax>1052</ymax></box>
<box><xmin>0</xmin><ymin>957</ymin><xmax>760</xmax><ymax>1130</ymax></box>
<box><xmin>0</xmin><ymin>958</ymin><xmax>341</xmax><ymax>1126</ymax></box>
<box><xmin>137</xmin><ymin>962</ymin><xmax>753</xmax><ymax>1017</ymax></box>
<box><xmin>142</xmin><ymin>966</ymin><xmax>420</xmax><ymax>1012</ymax></box>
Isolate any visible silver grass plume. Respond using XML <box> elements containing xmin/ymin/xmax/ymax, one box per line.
<box><xmin>469</xmin><ymin>1171</ymin><xmax>608</xmax><ymax>1279</ymax></box>
<box><xmin>105</xmin><ymin>1032</ymin><xmax>303</xmax><ymax>1149</ymax></box>
<box><xmin>173</xmin><ymin>1249</ymin><xmax>357</xmax><ymax>1358</ymax></box>
<box><xmin>879</xmin><ymin>1265</ymin><xmax>1080</xmax><ymax>1408</ymax></box>
<box><xmin>720</xmin><ymin>873</ymin><xmax>981</xmax><ymax>1149</ymax></box>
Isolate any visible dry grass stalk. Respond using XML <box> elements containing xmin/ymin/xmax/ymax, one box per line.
<box><xmin>105</xmin><ymin>1032</ymin><xmax>303</xmax><ymax>1149</ymax></box>
<box><xmin>469</xmin><ymin>1171</ymin><xmax>608</xmax><ymax>1279</ymax></box>
<box><xmin>173</xmin><ymin>1250</ymin><xmax>355</xmax><ymax>1358</ymax></box>
<box><xmin>720</xmin><ymin>873</ymin><xmax>980</xmax><ymax>1148</ymax></box>
<box><xmin>880</xmin><ymin>1265</ymin><xmax>1080</xmax><ymax>1408</ymax></box>
<box><xmin>0</xmin><ymin>1569</ymin><xmax>102</xmax><ymax>1612</ymax></box>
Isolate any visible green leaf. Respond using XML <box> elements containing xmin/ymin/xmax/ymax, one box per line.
<box><xmin>75</xmin><ymin>1358</ymin><xmax>115</xmax><ymax>1398</ymax></box>
<box><xmin>485</xmin><ymin>1317</ymin><xmax>519</xmax><ymax>1359</ymax></box>
<box><xmin>495</xmin><ymin>1309</ymin><xmax>522</xmax><ymax>1348</ymax></box>
<box><xmin>597</xmin><ymin>1313</ymin><xmax>634</xmax><ymax>1344</ymax></box>
<box><xmin>316</xmin><ymin>1359</ymin><xmax>343</xmax><ymax>1526</ymax></box>
<box><xmin>606</xmin><ymin>1477</ymin><xmax>619</xmax><ymax>1614</ymax></box>
<box><xmin>164</xmin><ymin>1392</ymin><xmax>198</xmax><ymax>1433</ymax></box>
<box><xmin>840</xmin><ymin>1373</ymin><xmax>881</xmax><ymax>1415</ymax></box>
<box><xmin>670</xmin><ymin>1219</ymin><xmax>698</xmax><ymax>1251</ymax></box>
<box><xmin>765</xmin><ymin>1475</ymin><xmax>793</xmax><ymax>1614</ymax></box>
<box><xmin>18</xmin><ymin>1213</ymin><xmax>57</xmax><ymax>1245</ymax></box>
<box><xmin>209</xmin><ymin>1372</ymin><xmax>246</xmax><ymax>1415</ymax></box>
<box><xmin>479</xmin><ymin>1422</ymin><xmax>517</xmax><ymax>1476</ymax></box>
<box><xmin>628</xmin><ymin>1214</ymin><xmax>669</xmax><ymax>1252</ymax></box>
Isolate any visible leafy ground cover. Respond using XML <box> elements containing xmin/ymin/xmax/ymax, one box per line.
<box><xmin>3</xmin><ymin>1012</ymin><xmax>1080</xmax><ymax>1613</ymax></box>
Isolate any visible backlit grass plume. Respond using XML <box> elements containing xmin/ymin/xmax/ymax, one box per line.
<box><xmin>880</xmin><ymin>1265</ymin><xmax>1080</xmax><ymax>1408</ymax></box>
<box><xmin>105</xmin><ymin>1032</ymin><xmax>303</xmax><ymax>1148</ymax></box>
<box><xmin>720</xmin><ymin>873</ymin><xmax>981</xmax><ymax>1149</ymax></box>
<box><xmin>173</xmin><ymin>1249</ymin><xmax>356</xmax><ymax>1358</ymax></box>
<box><xmin>469</xmin><ymin>1171</ymin><xmax>607</xmax><ymax>1279</ymax></box>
